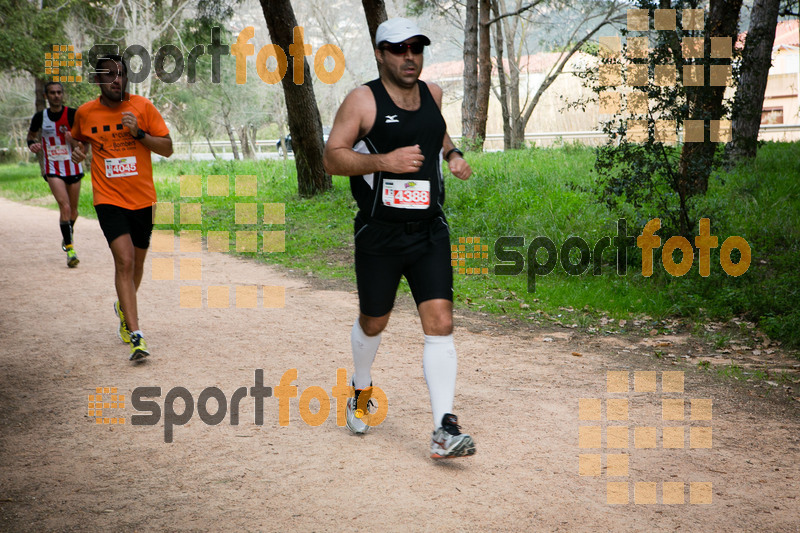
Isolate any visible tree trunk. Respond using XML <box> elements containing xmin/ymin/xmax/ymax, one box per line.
<box><xmin>278</xmin><ymin>123</ymin><xmax>289</xmax><ymax>162</ymax></box>
<box><xmin>727</xmin><ymin>0</ymin><xmax>781</xmax><ymax>162</ymax></box>
<box><xmin>677</xmin><ymin>0</ymin><xmax>743</xmax><ymax>234</ymax></box>
<box><xmin>500</xmin><ymin>0</ymin><xmax>523</xmax><ymax>149</ymax></box>
<box><xmin>239</xmin><ymin>126</ymin><xmax>253</xmax><ymax>159</ymax></box>
<box><xmin>260</xmin><ymin>0</ymin><xmax>332</xmax><ymax>197</ymax></box>
<box><xmin>491</xmin><ymin>0</ymin><xmax>512</xmax><ymax>150</ymax></box>
<box><xmin>511</xmin><ymin>120</ymin><xmax>525</xmax><ymax>149</ymax></box>
<box><xmin>251</xmin><ymin>123</ymin><xmax>259</xmax><ymax>156</ymax></box>
<box><xmin>33</xmin><ymin>77</ymin><xmax>45</xmax><ymax>171</ymax></box>
<box><xmin>475</xmin><ymin>0</ymin><xmax>492</xmax><ymax>148</ymax></box>
<box><xmin>223</xmin><ymin>114</ymin><xmax>240</xmax><ymax>160</ymax></box>
<box><xmin>34</xmin><ymin>77</ymin><xmax>45</xmax><ymax>113</ymax></box>
<box><xmin>462</xmin><ymin>0</ymin><xmax>479</xmax><ymax>149</ymax></box>
<box><xmin>361</xmin><ymin>0</ymin><xmax>388</xmax><ymax>73</ymax></box>
<box><xmin>204</xmin><ymin>134</ymin><xmax>219</xmax><ymax>159</ymax></box>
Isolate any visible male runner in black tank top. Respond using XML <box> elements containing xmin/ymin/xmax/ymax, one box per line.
<box><xmin>324</xmin><ymin>17</ymin><xmax>475</xmax><ymax>459</ymax></box>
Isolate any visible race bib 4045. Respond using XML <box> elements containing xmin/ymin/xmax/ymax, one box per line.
<box><xmin>104</xmin><ymin>156</ymin><xmax>138</xmax><ymax>178</ymax></box>
<box><xmin>46</xmin><ymin>144</ymin><xmax>70</xmax><ymax>162</ymax></box>
<box><xmin>382</xmin><ymin>179</ymin><xmax>430</xmax><ymax>209</ymax></box>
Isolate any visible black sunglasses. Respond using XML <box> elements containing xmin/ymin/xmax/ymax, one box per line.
<box><xmin>381</xmin><ymin>42</ymin><xmax>426</xmax><ymax>55</ymax></box>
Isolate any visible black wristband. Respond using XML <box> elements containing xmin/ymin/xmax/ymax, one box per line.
<box><xmin>27</xmin><ymin>139</ymin><xmax>35</xmax><ymax>147</ymax></box>
<box><xmin>445</xmin><ymin>148</ymin><xmax>463</xmax><ymax>161</ymax></box>
<box><xmin>134</xmin><ymin>129</ymin><xmax>146</xmax><ymax>140</ymax></box>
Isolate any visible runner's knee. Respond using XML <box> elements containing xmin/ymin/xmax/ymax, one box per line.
<box><xmin>425</xmin><ymin>316</ymin><xmax>453</xmax><ymax>336</ymax></box>
<box><xmin>114</xmin><ymin>258</ymin><xmax>134</xmax><ymax>276</ymax></box>
<box><xmin>56</xmin><ymin>201</ymin><xmax>71</xmax><ymax>218</ymax></box>
<box><xmin>112</xmin><ymin>249</ymin><xmax>135</xmax><ymax>276</ymax></box>
<box><xmin>359</xmin><ymin>314</ymin><xmax>389</xmax><ymax>336</ymax></box>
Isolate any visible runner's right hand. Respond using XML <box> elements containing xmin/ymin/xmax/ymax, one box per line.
<box><xmin>67</xmin><ymin>132</ymin><xmax>86</xmax><ymax>164</ymax></box>
<box><xmin>28</xmin><ymin>143</ymin><xmax>41</xmax><ymax>154</ymax></box>
<box><xmin>383</xmin><ymin>144</ymin><xmax>424</xmax><ymax>174</ymax></box>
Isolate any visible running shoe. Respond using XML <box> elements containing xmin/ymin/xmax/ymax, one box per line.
<box><xmin>129</xmin><ymin>332</ymin><xmax>150</xmax><ymax>361</ymax></box>
<box><xmin>65</xmin><ymin>246</ymin><xmax>79</xmax><ymax>268</ymax></box>
<box><xmin>345</xmin><ymin>382</ymin><xmax>375</xmax><ymax>435</ymax></box>
<box><xmin>114</xmin><ymin>301</ymin><xmax>132</xmax><ymax>344</ymax></box>
<box><xmin>430</xmin><ymin>413</ymin><xmax>476</xmax><ymax>459</ymax></box>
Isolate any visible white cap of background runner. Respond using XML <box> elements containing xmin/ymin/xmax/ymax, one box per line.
<box><xmin>375</xmin><ymin>17</ymin><xmax>431</xmax><ymax>47</ymax></box>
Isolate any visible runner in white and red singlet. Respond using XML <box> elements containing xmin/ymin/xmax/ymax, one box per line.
<box><xmin>27</xmin><ymin>81</ymin><xmax>87</xmax><ymax>268</ymax></box>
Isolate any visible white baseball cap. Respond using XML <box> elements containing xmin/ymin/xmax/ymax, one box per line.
<box><xmin>375</xmin><ymin>17</ymin><xmax>431</xmax><ymax>47</ymax></box>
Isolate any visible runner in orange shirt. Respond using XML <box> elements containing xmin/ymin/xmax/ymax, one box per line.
<box><xmin>70</xmin><ymin>54</ymin><xmax>173</xmax><ymax>361</ymax></box>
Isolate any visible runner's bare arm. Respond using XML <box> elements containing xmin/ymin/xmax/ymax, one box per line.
<box><xmin>26</xmin><ymin>130</ymin><xmax>42</xmax><ymax>154</ymax></box>
<box><xmin>426</xmin><ymin>82</ymin><xmax>471</xmax><ymax>181</ymax></box>
<box><xmin>140</xmin><ymin>133</ymin><xmax>173</xmax><ymax>158</ymax></box>
<box><xmin>323</xmin><ymin>86</ymin><xmax>423</xmax><ymax>176</ymax></box>
<box><xmin>121</xmin><ymin>111</ymin><xmax>173</xmax><ymax>157</ymax></box>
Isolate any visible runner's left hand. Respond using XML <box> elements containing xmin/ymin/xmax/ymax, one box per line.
<box><xmin>448</xmin><ymin>156</ymin><xmax>471</xmax><ymax>181</ymax></box>
<box><xmin>121</xmin><ymin>111</ymin><xmax>139</xmax><ymax>138</ymax></box>
<box><xmin>66</xmin><ymin>132</ymin><xmax>86</xmax><ymax>164</ymax></box>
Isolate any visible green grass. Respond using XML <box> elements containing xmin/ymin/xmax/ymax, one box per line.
<box><xmin>0</xmin><ymin>163</ymin><xmax>96</xmax><ymax>215</ymax></box>
<box><xmin>1</xmin><ymin>142</ymin><xmax>798</xmax><ymax>348</ymax></box>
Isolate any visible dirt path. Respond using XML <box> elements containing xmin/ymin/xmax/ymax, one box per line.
<box><xmin>1</xmin><ymin>197</ymin><xmax>798</xmax><ymax>532</ymax></box>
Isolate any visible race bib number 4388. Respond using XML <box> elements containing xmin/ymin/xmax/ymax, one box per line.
<box><xmin>382</xmin><ymin>179</ymin><xmax>430</xmax><ymax>209</ymax></box>
<box><xmin>105</xmin><ymin>156</ymin><xmax>138</xmax><ymax>178</ymax></box>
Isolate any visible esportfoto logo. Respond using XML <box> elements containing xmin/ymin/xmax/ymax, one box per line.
<box><xmin>91</xmin><ymin>369</ymin><xmax>388</xmax><ymax>443</ymax></box>
<box><xmin>456</xmin><ymin>218</ymin><xmax>751</xmax><ymax>292</ymax></box>
<box><xmin>84</xmin><ymin>26</ymin><xmax>344</xmax><ymax>86</ymax></box>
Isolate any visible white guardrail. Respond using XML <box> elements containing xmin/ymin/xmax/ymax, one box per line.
<box><xmin>157</xmin><ymin>123</ymin><xmax>800</xmax><ymax>160</ymax></box>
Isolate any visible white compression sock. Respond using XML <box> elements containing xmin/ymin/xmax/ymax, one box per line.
<box><xmin>351</xmin><ymin>321</ymin><xmax>381</xmax><ymax>389</ymax></box>
<box><xmin>423</xmin><ymin>334</ymin><xmax>457</xmax><ymax>428</ymax></box>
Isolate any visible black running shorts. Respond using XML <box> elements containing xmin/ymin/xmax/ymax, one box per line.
<box><xmin>44</xmin><ymin>173</ymin><xmax>84</xmax><ymax>185</ymax></box>
<box><xmin>95</xmin><ymin>204</ymin><xmax>154</xmax><ymax>249</ymax></box>
<box><xmin>354</xmin><ymin>215</ymin><xmax>454</xmax><ymax>317</ymax></box>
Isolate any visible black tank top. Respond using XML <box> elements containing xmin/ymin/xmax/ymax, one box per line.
<box><xmin>350</xmin><ymin>79</ymin><xmax>447</xmax><ymax>223</ymax></box>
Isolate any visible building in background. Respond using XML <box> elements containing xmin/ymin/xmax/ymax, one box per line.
<box><xmin>422</xmin><ymin>52</ymin><xmax>598</xmax><ymax>149</ymax></box>
<box><xmin>423</xmin><ymin>20</ymin><xmax>800</xmax><ymax>147</ymax></box>
<box><xmin>760</xmin><ymin>19</ymin><xmax>799</xmax><ymax>135</ymax></box>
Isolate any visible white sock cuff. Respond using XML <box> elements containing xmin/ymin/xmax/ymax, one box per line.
<box><xmin>351</xmin><ymin>320</ymin><xmax>381</xmax><ymax>390</ymax></box>
<box><xmin>424</xmin><ymin>334</ymin><xmax>453</xmax><ymax>345</ymax></box>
